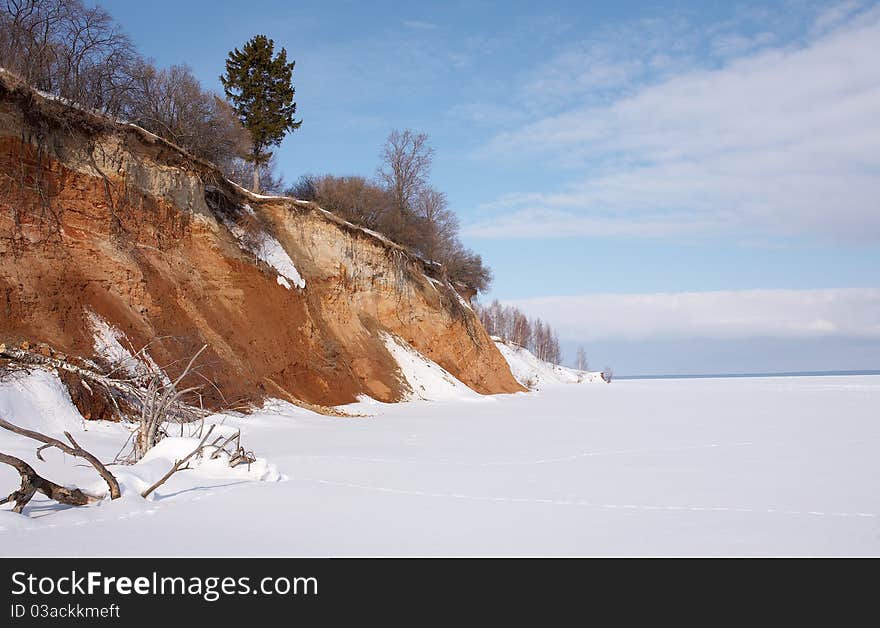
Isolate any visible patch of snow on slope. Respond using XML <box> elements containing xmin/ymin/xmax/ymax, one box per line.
<box><xmin>87</xmin><ymin>311</ymin><xmax>136</xmax><ymax>368</ymax></box>
<box><xmin>225</xmin><ymin>222</ymin><xmax>305</xmax><ymax>290</ymax></box>
<box><xmin>453</xmin><ymin>290</ymin><xmax>472</xmax><ymax>311</ymax></box>
<box><xmin>381</xmin><ymin>333</ymin><xmax>481</xmax><ymax>402</ymax></box>
<box><xmin>86</xmin><ymin>311</ymin><xmax>165</xmax><ymax>381</ymax></box>
<box><xmin>493</xmin><ymin>337</ymin><xmax>605</xmax><ymax>390</ymax></box>
<box><xmin>250</xmin><ymin>232</ymin><xmax>306</xmax><ymax>290</ymax></box>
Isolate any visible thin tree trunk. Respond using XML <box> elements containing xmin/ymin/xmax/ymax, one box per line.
<box><xmin>252</xmin><ymin>159</ymin><xmax>261</xmax><ymax>194</ymax></box>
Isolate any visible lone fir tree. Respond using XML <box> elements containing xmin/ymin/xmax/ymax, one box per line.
<box><xmin>220</xmin><ymin>35</ymin><xmax>301</xmax><ymax>193</ymax></box>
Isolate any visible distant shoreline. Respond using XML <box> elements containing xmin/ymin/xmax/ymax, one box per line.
<box><xmin>617</xmin><ymin>370</ymin><xmax>880</xmax><ymax>380</ymax></box>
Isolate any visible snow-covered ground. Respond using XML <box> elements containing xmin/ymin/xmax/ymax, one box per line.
<box><xmin>1</xmin><ymin>370</ymin><xmax>879</xmax><ymax>556</ymax></box>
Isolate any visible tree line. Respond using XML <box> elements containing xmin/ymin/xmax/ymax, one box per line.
<box><xmin>475</xmin><ymin>300</ymin><xmax>562</xmax><ymax>365</ymax></box>
<box><xmin>0</xmin><ymin>0</ymin><xmax>490</xmax><ymax>291</ymax></box>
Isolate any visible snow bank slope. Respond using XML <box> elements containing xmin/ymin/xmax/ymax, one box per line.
<box><xmin>493</xmin><ymin>337</ymin><xmax>605</xmax><ymax>390</ymax></box>
<box><xmin>0</xmin><ymin>368</ymin><xmax>88</xmax><ymax>436</ymax></box>
<box><xmin>0</xmin><ymin>369</ymin><xmax>280</xmax><ymax>506</ymax></box>
<box><xmin>382</xmin><ymin>333</ymin><xmax>481</xmax><ymax>401</ymax></box>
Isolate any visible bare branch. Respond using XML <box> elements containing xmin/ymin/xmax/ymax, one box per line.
<box><xmin>140</xmin><ymin>424</ymin><xmax>216</xmax><ymax>499</ymax></box>
<box><xmin>0</xmin><ymin>451</ymin><xmax>95</xmax><ymax>513</ymax></box>
<box><xmin>0</xmin><ymin>416</ymin><xmax>120</xmax><ymax>499</ymax></box>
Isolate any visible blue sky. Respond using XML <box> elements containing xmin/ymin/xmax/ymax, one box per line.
<box><xmin>101</xmin><ymin>0</ymin><xmax>880</xmax><ymax>374</ymax></box>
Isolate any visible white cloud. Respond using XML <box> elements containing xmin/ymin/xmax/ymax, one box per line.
<box><xmin>518</xmin><ymin>16</ymin><xmax>700</xmax><ymax>110</ymax></box>
<box><xmin>507</xmin><ymin>289</ymin><xmax>880</xmax><ymax>342</ymax></box>
<box><xmin>468</xmin><ymin>5</ymin><xmax>880</xmax><ymax>243</ymax></box>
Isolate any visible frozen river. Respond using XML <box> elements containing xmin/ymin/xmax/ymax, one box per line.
<box><xmin>2</xmin><ymin>374</ymin><xmax>879</xmax><ymax>556</ymax></box>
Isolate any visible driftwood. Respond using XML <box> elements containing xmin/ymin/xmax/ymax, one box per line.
<box><xmin>0</xmin><ymin>417</ymin><xmax>120</xmax><ymax>499</ymax></box>
<box><xmin>2</xmin><ymin>341</ymin><xmax>259</xmax><ymax>508</ymax></box>
<box><xmin>140</xmin><ymin>424</ymin><xmax>216</xmax><ymax>499</ymax></box>
<box><xmin>0</xmin><ymin>452</ymin><xmax>95</xmax><ymax>513</ymax></box>
<box><xmin>0</xmin><ymin>343</ymin><xmax>210</xmax><ymax>426</ymax></box>
<box><xmin>133</xmin><ymin>344</ymin><xmax>208</xmax><ymax>461</ymax></box>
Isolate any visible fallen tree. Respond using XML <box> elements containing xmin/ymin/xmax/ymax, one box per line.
<box><xmin>0</xmin><ymin>416</ymin><xmax>121</xmax><ymax>499</ymax></box>
<box><xmin>0</xmin><ymin>452</ymin><xmax>95</xmax><ymax>513</ymax></box>
<box><xmin>1</xmin><ymin>340</ymin><xmax>260</xmax><ymax>512</ymax></box>
<box><xmin>0</xmin><ymin>342</ymin><xmax>210</xmax><ymax>426</ymax></box>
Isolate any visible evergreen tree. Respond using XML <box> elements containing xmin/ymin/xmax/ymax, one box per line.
<box><xmin>220</xmin><ymin>35</ymin><xmax>301</xmax><ymax>193</ymax></box>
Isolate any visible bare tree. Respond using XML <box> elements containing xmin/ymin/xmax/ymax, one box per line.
<box><xmin>127</xmin><ymin>61</ymin><xmax>250</xmax><ymax>166</ymax></box>
<box><xmin>476</xmin><ymin>302</ymin><xmax>566</xmax><ymax>363</ymax></box>
<box><xmin>224</xmin><ymin>152</ymin><xmax>286</xmax><ymax>195</ymax></box>
<box><xmin>0</xmin><ymin>0</ymin><xmax>138</xmax><ymax>116</ymax></box>
<box><xmin>576</xmin><ymin>346</ymin><xmax>588</xmax><ymax>371</ymax></box>
<box><xmin>442</xmin><ymin>245</ymin><xmax>492</xmax><ymax>294</ymax></box>
<box><xmin>378</xmin><ymin>129</ymin><xmax>433</xmax><ymax>215</ymax></box>
<box><xmin>414</xmin><ymin>187</ymin><xmax>457</xmax><ymax>262</ymax></box>
<box><xmin>510</xmin><ymin>309</ymin><xmax>533</xmax><ymax>348</ymax></box>
<box><xmin>128</xmin><ymin>344</ymin><xmax>209</xmax><ymax>462</ymax></box>
<box><xmin>1</xmin><ymin>341</ymin><xmax>212</xmax><ymax>463</ymax></box>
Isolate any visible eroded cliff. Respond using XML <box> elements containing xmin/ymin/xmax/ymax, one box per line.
<box><xmin>0</xmin><ymin>71</ymin><xmax>524</xmax><ymax>410</ymax></box>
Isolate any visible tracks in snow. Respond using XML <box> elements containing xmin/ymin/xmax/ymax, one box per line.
<box><xmin>300</xmin><ymin>477</ymin><xmax>878</xmax><ymax>520</ymax></box>
<box><xmin>289</xmin><ymin>441</ymin><xmax>756</xmax><ymax>467</ymax></box>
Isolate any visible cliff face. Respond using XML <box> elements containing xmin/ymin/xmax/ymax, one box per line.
<box><xmin>0</xmin><ymin>72</ymin><xmax>524</xmax><ymax>409</ymax></box>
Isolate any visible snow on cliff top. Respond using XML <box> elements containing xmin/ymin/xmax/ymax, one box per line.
<box><xmin>493</xmin><ymin>337</ymin><xmax>605</xmax><ymax>390</ymax></box>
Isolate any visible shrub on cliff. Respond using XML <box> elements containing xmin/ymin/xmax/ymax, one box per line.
<box><xmin>287</xmin><ymin>130</ymin><xmax>492</xmax><ymax>293</ymax></box>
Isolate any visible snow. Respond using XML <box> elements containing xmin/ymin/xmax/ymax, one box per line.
<box><xmin>224</xmin><ymin>222</ymin><xmax>305</xmax><ymax>289</ymax></box>
<box><xmin>248</xmin><ymin>233</ymin><xmax>306</xmax><ymax>290</ymax></box>
<box><xmin>0</xmin><ymin>368</ymin><xmax>88</xmax><ymax>436</ymax></box>
<box><xmin>87</xmin><ymin>311</ymin><xmax>136</xmax><ymax>370</ymax></box>
<box><xmin>381</xmin><ymin>332</ymin><xmax>483</xmax><ymax>402</ymax></box>
<box><xmin>493</xmin><ymin>337</ymin><xmax>605</xmax><ymax>389</ymax></box>
<box><xmin>224</xmin><ymin>179</ymin><xmax>291</xmax><ymax>201</ymax></box>
<box><xmin>2</xmin><ymin>369</ymin><xmax>880</xmax><ymax>556</ymax></box>
<box><xmin>361</xmin><ymin>228</ymin><xmax>395</xmax><ymax>246</ymax></box>
<box><xmin>86</xmin><ymin>311</ymin><xmax>165</xmax><ymax>381</ymax></box>
<box><xmin>0</xmin><ymin>369</ymin><xmax>281</xmax><ymax>506</ymax></box>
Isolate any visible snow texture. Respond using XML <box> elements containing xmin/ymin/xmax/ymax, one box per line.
<box><xmin>248</xmin><ymin>233</ymin><xmax>305</xmax><ymax>289</ymax></box>
<box><xmin>2</xmin><ymin>367</ymin><xmax>879</xmax><ymax>556</ymax></box>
